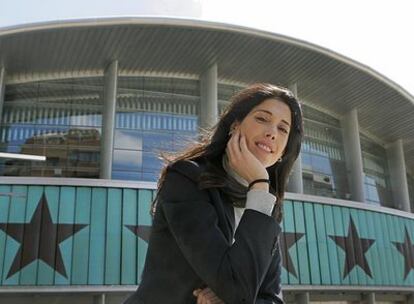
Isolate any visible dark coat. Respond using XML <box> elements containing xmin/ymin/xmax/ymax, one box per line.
<box><xmin>123</xmin><ymin>159</ymin><xmax>283</xmax><ymax>304</ymax></box>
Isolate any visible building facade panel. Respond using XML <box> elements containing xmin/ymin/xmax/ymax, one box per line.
<box><xmin>1</xmin><ymin>182</ymin><xmax>413</xmax><ymax>289</ymax></box>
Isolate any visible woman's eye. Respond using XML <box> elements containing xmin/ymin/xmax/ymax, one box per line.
<box><xmin>255</xmin><ymin>116</ymin><xmax>268</xmax><ymax>122</ymax></box>
<box><xmin>255</xmin><ymin>116</ymin><xmax>288</xmax><ymax>134</ymax></box>
<box><xmin>279</xmin><ymin>127</ymin><xmax>288</xmax><ymax>134</ymax></box>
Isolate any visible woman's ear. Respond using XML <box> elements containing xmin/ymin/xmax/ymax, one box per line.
<box><xmin>228</xmin><ymin>122</ymin><xmax>239</xmax><ymax>136</ymax></box>
<box><xmin>230</xmin><ymin>121</ymin><xmax>240</xmax><ymax>131</ymax></box>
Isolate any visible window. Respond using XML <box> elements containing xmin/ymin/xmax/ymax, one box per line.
<box><xmin>360</xmin><ymin>134</ymin><xmax>392</xmax><ymax>207</ymax></box>
<box><xmin>112</xmin><ymin>77</ymin><xmax>199</xmax><ymax>182</ymax></box>
<box><xmin>0</xmin><ymin>78</ymin><xmax>102</xmax><ymax>178</ymax></box>
<box><xmin>301</xmin><ymin>105</ymin><xmax>349</xmax><ymax>199</ymax></box>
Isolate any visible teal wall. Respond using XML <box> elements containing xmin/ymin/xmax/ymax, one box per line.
<box><xmin>0</xmin><ymin>184</ymin><xmax>413</xmax><ymax>287</ymax></box>
<box><xmin>281</xmin><ymin>200</ymin><xmax>414</xmax><ymax>286</ymax></box>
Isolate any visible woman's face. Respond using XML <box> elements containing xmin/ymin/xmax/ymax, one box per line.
<box><xmin>233</xmin><ymin>98</ymin><xmax>292</xmax><ymax>168</ymax></box>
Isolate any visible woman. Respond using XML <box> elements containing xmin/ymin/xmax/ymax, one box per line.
<box><xmin>123</xmin><ymin>83</ymin><xmax>303</xmax><ymax>304</ymax></box>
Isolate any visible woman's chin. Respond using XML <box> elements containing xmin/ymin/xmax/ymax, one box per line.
<box><xmin>265</xmin><ymin>158</ymin><xmax>280</xmax><ymax>168</ymax></box>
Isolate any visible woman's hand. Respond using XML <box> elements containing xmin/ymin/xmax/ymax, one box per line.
<box><xmin>193</xmin><ymin>287</ymin><xmax>225</xmax><ymax>304</ymax></box>
<box><xmin>226</xmin><ymin>128</ymin><xmax>269</xmax><ymax>184</ymax></box>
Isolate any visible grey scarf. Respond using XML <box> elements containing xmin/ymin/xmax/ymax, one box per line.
<box><xmin>198</xmin><ymin>154</ymin><xmax>248</xmax><ymax>208</ymax></box>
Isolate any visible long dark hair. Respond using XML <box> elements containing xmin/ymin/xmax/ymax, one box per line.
<box><xmin>152</xmin><ymin>83</ymin><xmax>303</xmax><ymax>222</ymax></box>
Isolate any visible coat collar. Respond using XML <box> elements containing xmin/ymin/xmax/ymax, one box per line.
<box><xmin>167</xmin><ymin>158</ymin><xmax>236</xmax><ymax>243</ymax></box>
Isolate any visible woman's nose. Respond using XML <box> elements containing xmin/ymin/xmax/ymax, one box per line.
<box><xmin>266</xmin><ymin>132</ymin><xmax>276</xmax><ymax>140</ymax></box>
<box><xmin>265</xmin><ymin>126</ymin><xmax>277</xmax><ymax>140</ymax></box>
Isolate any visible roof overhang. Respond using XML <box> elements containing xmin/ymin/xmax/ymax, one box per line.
<box><xmin>1</xmin><ymin>17</ymin><xmax>413</xmax><ymax>170</ymax></box>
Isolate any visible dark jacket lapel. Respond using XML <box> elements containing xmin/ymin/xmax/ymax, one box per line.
<box><xmin>168</xmin><ymin>160</ymin><xmax>235</xmax><ymax>243</ymax></box>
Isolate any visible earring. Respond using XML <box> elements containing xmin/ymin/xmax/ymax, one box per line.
<box><xmin>277</xmin><ymin>157</ymin><xmax>282</xmax><ymax>163</ymax></box>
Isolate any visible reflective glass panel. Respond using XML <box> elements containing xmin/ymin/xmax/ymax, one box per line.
<box><xmin>360</xmin><ymin>134</ymin><xmax>392</xmax><ymax>207</ymax></box>
<box><xmin>0</xmin><ymin>78</ymin><xmax>103</xmax><ymax>178</ymax></box>
<box><xmin>112</xmin><ymin>76</ymin><xmax>199</xmax><ymax>182</ymax></box>
<box><xmin>301</xmin><ymin>106</ymin><xmax>349</xmax><ymax>199</ymax></box>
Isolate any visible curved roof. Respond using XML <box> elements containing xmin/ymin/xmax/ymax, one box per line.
<box><xmin>1</xmin><ymin>17</ymin><xmax>413</xmax><ymax>170</ymax></box>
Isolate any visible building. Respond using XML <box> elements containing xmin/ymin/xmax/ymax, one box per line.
<box><xmin>0</xmin><ymin>17</ymin><xmax>413</xmax><ymax>304</ymax></box>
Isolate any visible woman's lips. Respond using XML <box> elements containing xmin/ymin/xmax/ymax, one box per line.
<box><xmin>255</xmin><ymin>142</ymin><xmax>273</xmax><ymax>153</ymax></box>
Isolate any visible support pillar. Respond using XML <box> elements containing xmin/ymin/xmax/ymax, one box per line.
<box><xmin>362</xmin><ymin>292</ymin><xmax>376</xmax><ymax>304</ymax></box>
<box><xmin>0</xmin><ymin>67</ymin><xmax>5</xmax><ymax>125</ymax></box>
<box><xmin>340</xmin><ymin>109</ymin><xmax>365</xmax><ymax>202</ymax></box>
<box><xmin>100</xmin><ymin>60</ymin><xmax>118</xmax><ymax>179</ymax></box>
<box><xmin>93</xmin><ymin>293</ymin><xmax>106</xmax><ymax>304</ymax></box>
<box><xmin>200</xmin><ymin>63</ymin><xmax>218</xmax><ymax>130</ymax></box>
<box><xmin>295</xmin><ymin>292</ymin><xmax>309</xmax><ymax>304</ymax></box>
<box><xmin>386</xmin><ymin>139</ymin><xmax>411</xmax><ymax>212</ymax></box>
<box><xmin>287</xmin><ymin>83</ymin><xmax>303</xmax><ymax>193</ymax></box>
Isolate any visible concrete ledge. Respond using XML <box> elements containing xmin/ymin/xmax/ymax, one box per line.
<box><xmin>1</xmin><ymin>284</ymin><xmax>414</xmax><ymax>294</ymax></box>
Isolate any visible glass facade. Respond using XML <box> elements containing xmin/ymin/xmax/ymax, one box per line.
<box><xmin>360</xmin><ymin>134</ymin><xmax>393</xmax><ymax>207</ymax></box>
<box><xmin>0</xmin><ymin>78</ymin><xmax>245</xmax><ymax>182</ymax></box>
<box><xmin>0</xmin><ymin>78</ymin><xmax>103</xmax><ymax>178</ymax></box>
<box><xmin>301</xmin><ymin>105</ymin><xmax>350</xmax><ymax>199</ymax></box>
<box><xmin>112</xmin><ymin>77</ymin><xmax>199</xmax><ymax>182</ymax></box>
<box><xmin>0</xmin><ymin>76</ymin><xmax>410</xmax><ymax>213</ymax></box>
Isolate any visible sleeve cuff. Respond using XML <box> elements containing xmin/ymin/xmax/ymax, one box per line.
<box><xmin>245</xmin><ymin>189</ymin><xmax>276</xmax><ymax>216</ymax></box>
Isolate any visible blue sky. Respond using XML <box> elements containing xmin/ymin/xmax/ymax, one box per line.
<box><xmin>1</xmin><ymin>0</ymin><xmax>413</xmax><ymax>96</ymax></box>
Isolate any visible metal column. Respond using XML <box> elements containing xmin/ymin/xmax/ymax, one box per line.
<box><xmin>0</xmin><ymin>67</ymin><xmax>5</xmax><ymax>125</ymax></box>
<box><xmin>200</xmin><ymin>63</ymin><xmax>218</xmax><ymax>130</ymax></box>
<box><xmin>93</xmin><ymin>293</ymin><xmax>106</xmax><ymax>304</ymax></box>
<box><xmin>295</xmin><ymin>292</ymin><xmax>310</xmax><ymax>304</ymax></box>
<box><xmin>100</xmin><ymin>60</ymin><xmax>118</xmax><ymax>179</ymax></box>
<box><xmin>362</xmin><ymin>292</ymin><xmax>376</xmax><ymax>304</ymax></box>
<box><xmin>287</xmin><ymin>83</ymin><xmax>303</xmax><ymax>193</ymax></box>
<box><xmin>386</xmin><ymin>139</ymin><xmax>411</xmax><ymax>212</ymax></box>
<box><xmin>341</xmin><ymin>108</ymin><xmax>365</xmax><ymax>202</ymax></box>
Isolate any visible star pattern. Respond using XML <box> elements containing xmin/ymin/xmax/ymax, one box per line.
<box><xmin>125</xmin><ymin>224</ymin><xmax>152</xmax><ymax>243</ymax></box>
<box><xmin>0</xmin><ymin>193</ymin><xmax>87</xmax><ymax>279</ymax></box>
<box><xmin>392</xmin><ymin>227</ymin><xmax>414</xmax><ymax>280</ymax></box>
<box><xmin>329</xmin><ymin>217</ymin><xmax>375</xmax><ymax>279</ymax></box>
<box><xmin>3</xmin><ymin>190</ymin><xmax>414</xmax><ymax>284</ymax></box>
<box><xmin>279</xmin><ymin>231</ymin><xmax>305</xmax><ymax>278</ymax></box>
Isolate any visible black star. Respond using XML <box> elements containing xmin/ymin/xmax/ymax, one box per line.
<box><xmin>125</xmin><ymin>225</ymin><xmax>152</xmax><ymax>243</ymax></box>
<box><xmin>329</xmin><ymin>217</ymin><xmax>375</xmax><ymax>279</ymax></box>
<box><xmin>392</xmin><ymin>227</ymin><xmax>414</xmax><ymax>280</ymax></box>
<box><xmin>279</xmin><ymin>231</ymin><xmax>304</xmax><ymax>278</ymax></box>
<box><xmin>0</xmin><ymin>193</ymin><xmax>87</xmax><ymax>279</ymax></box>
